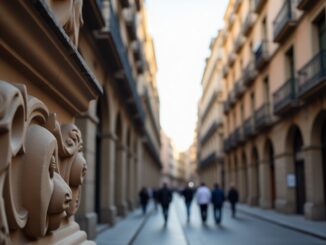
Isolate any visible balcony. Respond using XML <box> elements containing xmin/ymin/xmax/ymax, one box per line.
<box><xmin>200</xmin><ymin>152</ymin><xmax>221</xmax><ymax>168</ymax></box>
<box><xmin>253</xmin><ymin>0</ymin><xmax>267</xmax><ymax>13</ymax></box>
<box><xmin>273</xmin><ymin>0</ymin><xmax>298</xmax><ymax>43</ymax></box>
<box><xmin>234</xmin><ymin>78</ymin><xmax>246</xmax><ymax>98</ymax></box>
<box><xmin>254</xmin><ymin>40</ymin><xmax>269</xmax><ymax>70</ymax></box>
<box><xmin>200</xmin><ymin>121</ymin><xmax>220</xmax><ymax>146</ymax></box>
<box><xmin>228</xmin><ymin>52</ymin><xmax>236</xmax><ymax>67</ymax></box>
<box><xmin>297</xmin><ymin>0</ymin><xmax>319</xmax><ymax>11</ymax></box>
<box><xmin>95</xmin><ymin>5</ymin><xmax>145</xmax><ymax>125</ymax></box>
<box><xmin>123</xmin><ymin>8</ymin><xmax>137</xmax><ymax>41</ymax></box>
<box><xmin>273</xmin><ymin>78</ymin><xmax>298</xmax><ymax>115</ymax></box>
<box><xmin>234</xmin><ymin>34</ymin><xmax>246</xmax><ymax>53</ymax></box>
<box><xmin>254</xmin><ymin>103</ymin><xmax>273</xmax><ymax>130</ymax></box>
<box><xmin>229</xmin><ymin>131</ymin><xmax>237</xmax><ymax>149</ymax></box>
<box><xmin>243</xmin><ymin>61</ymin><xmax>257</xmax><ymax>86</ymax></box>
<box><xmin>242</xmin><ymin>11</ymin><xmax>256</xmax><ymax>37</ymax></box>
<box><xmin>297</xmin><ymin>50</ymin><xmax>326</xmax><ymax>100</ymax></box>
<box><xmin>244</xmin><ymin>117</ymin><xmax>255</xmax><ymax>139</ymax></box>
<box><xmin>223</xmin><ymin>99</ymin><xmax>231</xmax><ymax>114</ymax></box>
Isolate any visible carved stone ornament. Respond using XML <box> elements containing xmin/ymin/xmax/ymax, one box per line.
<box><xmin>45</xmin><ymin>0</ymin><xmax>84</xmax><ymax>46</ymax></box>
<box><xmin>0</xmin><ymin>81</ymin><xmax>89</xmax><ymax>244</ymax></box>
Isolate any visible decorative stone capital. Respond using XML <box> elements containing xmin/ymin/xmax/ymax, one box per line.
<box><xmin>0</xmin><ymin>81</ymin><xmax>89</xmax><ymax>244</ymax></box>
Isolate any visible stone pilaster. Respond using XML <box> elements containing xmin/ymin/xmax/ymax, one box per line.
<box><xmin>115</xmin><ymin>144</ymin><xmax>128</xmax><ymax>217</ymax></box>
<box><xmin>274</xmin><ymin>153</ymin><xmax>296</xmax><ymax>214</ymax></box>
<box><xmin>303</xmin><ymin>146</ymin><xmax>326</xmax><ymax>220</ymax></box>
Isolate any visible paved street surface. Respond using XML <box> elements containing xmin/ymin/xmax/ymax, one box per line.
<box><xmin>132</xmin><ymin>195</ymin><xmax>326</xmax><ymax>245</ymax></box>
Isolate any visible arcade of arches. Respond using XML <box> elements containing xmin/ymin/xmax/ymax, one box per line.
<box><xmin>224</xmin><ymin>107</ymin><xmax>326</xmax><ymax>221</ymax></box>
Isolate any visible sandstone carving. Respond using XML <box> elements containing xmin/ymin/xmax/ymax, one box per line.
<box><xmin>46</xmin><ymin>0</ymin><xmax>84</xmax><ymax>46</ymax></box>
<box><xmin>0</xmin><ymin>81</ymin><xmax>88</xmax><ymax>244</ymax></box>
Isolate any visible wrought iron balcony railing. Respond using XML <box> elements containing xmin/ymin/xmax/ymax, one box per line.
<box><xmin>273</xmin><ymin>0</ymin><xmax>298</xmax><ymax>43</ymax></box>
<box><xmin>244</xmin><ymin>117</ymin><xmax>255</xmax><ymax>139</ymax></box>
<box><xmin>200</xmin><ymin>121</ymin><xmax>220</xmax><ymax>146</ymax></box>
<box><xmin>273</xmin><ymin>78</ymin><xmax>297</xmax><ymax>115</ymax></box>
<box><xmin>242</xmin><ymin>11</ymin><xmax>256</xmax><ymax>37</ymax></box>
<box><xmin>243</xmin><ymin>60</ymin><xmax>257</xmax><ymax>86</ymax></box>
<box><xmin>253</xmin><ymin>0</ymin><xmax>267</xmax><ymax>13</ymax></box>
<box><xmin>255</xmin><ymin>103</ymin><xmax>273</xmax><ymax>130</ymax></box>
<box><xmin>254</xmin><ymin>40</ymin><xmax>269</xmax><ymax>70</ymax></box>
<box><xmin>297</xmin><ymin>0</ymin><xmax>319</xmax><ymax>11</ymax></box>
<box><xmin>224</xmin><ymin>138</ymin><xmax>231</xmax><ymax>152</ymax></box>
<box><xmin>200</xmin><ymin>152</ymin><xmax>220</xmax><ymax>168</ymax></box>
<box><xmin>298</xmin><ymin>50</ymin><xmax>326</xmax><ymax>99</ymax></box>
<box><xmin>234</xmin><ymin>78</ymin><xmax>246</xmax><ymax>98</ymax></box>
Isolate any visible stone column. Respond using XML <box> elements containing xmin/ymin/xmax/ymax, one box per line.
<box><xmin>274</xmin><ymin>153</ymin><xmax>296</xmax><ymax>214</ymax></box>
<box><xmin>75</xmin><ymin>117</ymin><xmax>97</xmax><ymax>239</ymax></box>
<box><xmin>259</xmin><ymin>160</ymin><xmax>272</xmax><ymax>209</ymax></box>
<box><xmin>238</xmin><ymin>164</ymin><xmax>247</xmax><ymax>203</ymax></box>
<box><xmin>247</xmin><ymin>162</ymin><xmax>259</xmax><ymax>205</ymax></box>
<box><xmin>115</xmin><ymin>143</ymin><xmax>128</xmax><ymax>217</ymax></box>
<box><xmin>99</xmin><ymin>132</ymin><xmax>117</xmax><ymax>225</ymax></box>
<box><xmin>303</xmin><ymin>146</ymin><xmax>326</xmax><ymax>220</ymax></box>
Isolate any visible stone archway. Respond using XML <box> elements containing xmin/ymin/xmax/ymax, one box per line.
<box><xmin>286</xmin><ymin>125</ymin><xmax>306</xmax><ymax>214</ymax></box>
<box><xmin>263</xmin><ymin>139</ymin><xmax>276</xmax><ymax>209</ymax></box>
<box><xmin>249</xmin><ymin>146</ymin><xmax>260</xmax><ymax>206</ymax></box>
<box><xmin>308</xmin><ymin>110</ymin><xmax>326</xmax><ymax>219</ymax></box>
<box><xmin>95</xmin><ymin>92</ymin><xmax>111</xmax><ymax>223</ymax></box>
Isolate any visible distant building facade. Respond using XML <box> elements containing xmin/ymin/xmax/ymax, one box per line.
<box><xmin>197</xmin><ymin>33</ymin><xmax>225</xmax><ymax>189</ymax></box>
<box><xmin>199</xmin><ymin>0</ymin><xmax>326</xmax><ymax>221</ymax></box>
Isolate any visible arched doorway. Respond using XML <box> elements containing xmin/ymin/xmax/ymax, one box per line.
<box><xmin>95</xmin><ymin>93</ymin><xmax>110</xmax><ymax>223</ymax></box>
<box><xmin>265</xmin><ymin>139</ymin><xmax>276</xmax><ymax>208</ymax></box>
<box><xmin>252</xmin><ymin>146</ymin><xmax>260</xmax><ymax>205</ymax></box>
<box><xmin>289</xmin><ymin>125</ymin><xmax>306</xmax><ymax>214</ymax></box>
<box><xmin>241</xmin><ymin>152</ymin><xmax>248</xmax><ymax>202</ymax></box>
<box><xmin>114</xmin><ymin>113</ymin><xmax>123</xmax><ymax>214</ymax></box>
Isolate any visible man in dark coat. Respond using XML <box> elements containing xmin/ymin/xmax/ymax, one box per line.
<box><xmin>158</xmin><ymin>183</ymin><xmax>172</xmax><ymax>226</ymax></box>
<box><xmin>211</xmin><ymin>183</ymin><xmax>225</xmax><ymax>224</ymax></box>
<box><xmin>182</xmin><ymin>183</ymin><xmax>195</xmax><ymax>222</ymax></box>
<box><xmin>139</xmin><ymin>187</ymin><xmax>149</xmax><ymax>215</ymax></box>
<box><xmin>228</xmin><ymin>184</ymin><xmax>239</xmax><ymax>218</ymax></box>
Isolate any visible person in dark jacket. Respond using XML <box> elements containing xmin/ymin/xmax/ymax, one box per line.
<box><xmin>139</xmin><ymin>187</ymin><xmax>149</xmax><ymax>215</ymax></box>
<box><xmin>158</xmin><ymin>183</ymin><xmax>172</xmax><ymax>226</ymax></box>
<box><xmin>211</xmin><ymin>183</ymin><xmax>225</xmax><ymax>224</ymax></box>
<box><xmin>182</xmin><ymin>183</ymin><xmax>195</xmax><ymax>222</ymax></box>
<box><xmin>228</xmin><ymin>184</ymin><xmax>239</xmax><ymax>218</ymax></box>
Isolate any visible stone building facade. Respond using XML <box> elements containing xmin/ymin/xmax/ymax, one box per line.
<box><xmin>203</xmin><ymin>0</ymin><xmax>326</xmax><ymax>221</ymax></box>
<box><xmin>0</xmin><ymin>0</ymin><xmax>161</xmax><ymax>243</ymax></box>
<box><xmin>197</xmin><ymin>34</ymin><xmax>225</xmax><ymax>189</ymax></box>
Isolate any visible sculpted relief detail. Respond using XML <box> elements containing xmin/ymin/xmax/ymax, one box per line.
<box><xmin>0</xmin><ymin>81</ymin><xmax>87</xmax><ymax>244</ymax></box>
<box><xmin>45</xmin><ymin>0</ymin><xmax>84</xmax><ymax>46</ymax></box>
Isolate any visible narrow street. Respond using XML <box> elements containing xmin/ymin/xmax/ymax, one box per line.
<box><xmin>132</xmin><ymin>195</ymin><xmax>326</xmax><ymax>245</ymax></box>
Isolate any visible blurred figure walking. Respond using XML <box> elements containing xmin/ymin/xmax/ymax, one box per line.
<box><xmin>196</xmin><ymin>183</ymin><xmax>211</xmax><ymax>224</ymax></box>
<box><xmin>139</xmin><ymin>187</ymin><xmax>150</xmax><ymax>215</ymax></box>
<box><xmin>181</xmin><ymin>182</ymin><xmax>195</xmax><ymax>222</ymax></box>
<box><xmin>211</xmin><ymin>183</ymin><xmax>225</xmax><ymax>224</ymax></box>
<box><xmin>158</xmin><ymin>183</ymin><xmax>172</xmax><ymax>226</ymax></box>
<box><xmin>228</xmin><ymin>184</ymin><xmax>239</xmax><ymax>218</ymax></box>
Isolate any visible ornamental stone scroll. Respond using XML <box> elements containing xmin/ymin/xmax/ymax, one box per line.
<box><xmin>0</xmin><ymin>81</ymin><xmax>89</xmax><ymax>244</ymax></box>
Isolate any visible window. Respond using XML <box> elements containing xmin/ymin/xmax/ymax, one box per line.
<box><xmin>250</xmin><ymin>92</ymin><xmax>255</xmax><ymax>114</ymax></box>
<box><xmin>316</xmin><ymin>12</ymin><xmax>326</xmax><ymax>51</ymax></box>
<box><xmin>240</xmin><ymin>102</ymin><xmax>244</xmax><ymax>123</ymax></box>
<box><xmin>285</xmin><ymin>46</ymin><xmax>295</xmax><ymax>80</ymax></box>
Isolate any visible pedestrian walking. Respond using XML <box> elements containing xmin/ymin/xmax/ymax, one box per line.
<box><xmin>181</xmin><ymin>183</ymin><xmax>195</xmax><ymax>222</ymax></box>
<box><xmin>158</xmin><ymin>183</ymin><xmax>173</xmax><ymax>226</ymax></box>
<box><xmin>195</xmin><ymin>182</ymin><xmax>211</xmax><ymax>224</ymax></box>
<box><xmin>211</xmin><ymin>183</ymin><xmax>225</xmax><ymax>224</ymax></box>
<box><xmin>228</xmin><ymin>184</ymin><xmax>239</xmax><ymax>218</ymax></box>
<box><xmin>139</xmin><ymin>187</ymin><xmax>150</xmax><ymax>215</ymax></box>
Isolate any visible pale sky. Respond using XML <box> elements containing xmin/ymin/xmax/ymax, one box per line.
<box><xmin>146</xmin><ymin>0</ymin><xmax>229</xmax><ymax>151</ymax></box>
